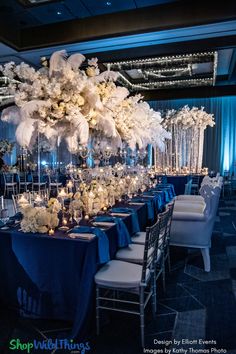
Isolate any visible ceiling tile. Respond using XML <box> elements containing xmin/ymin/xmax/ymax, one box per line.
<box><xmin>65</xmin><ymin>0</ymin><xmax>91</xmax><ymax>18</ymax></box>
<box><xmin>27</xmin><ymin>2</ymin><xmax>75</xmax><ymax>24</ymax></box>
<box><xmin>15</xmin><ymin>10</ymin><xmax>41</xmax><ymax>27</ymax></box>
<box><xmin>84</xmin><ymin>0</ymin><xmax>136</xmax><ymax>16</ymax></box>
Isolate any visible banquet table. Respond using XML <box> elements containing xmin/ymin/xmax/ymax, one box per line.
<box><xmin>0</xmin><ymin>186</ymin><xmax>173</xmax><ymax>340</ymax></box>
<box><xmin>156</xmin><ymin>175</ymin><xmax>205</xmax><ymax>195</ymax></box>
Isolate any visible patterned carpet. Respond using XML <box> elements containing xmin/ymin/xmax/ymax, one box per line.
<box><xmin>1</xmin><ymin>198</ymin><xmax>236</xmax><ymax>354</ymax></box>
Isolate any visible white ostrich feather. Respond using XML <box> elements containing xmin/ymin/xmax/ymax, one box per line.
<box><xmin>70</xmin><ymin>114</ymin><xmax>89</xmax><ymax>146</ymax></box>
<box><xmin>96</xmin><ymin>112</ymin><xmax>117</xmax><ymax>138</ymax></box>
<box><xmin>15</xmin><ymin>119</ymin><xmax>35</xmax><ymax>147</ymax></box>
<box><xmin>65</xmin><ymin>133</ymin><xmax>79</xmax><ymax>154</ymax></box>
<box><xmin>67</xmin><ymin>53</ymin><xmax>85</xmax><ymax>71</ymax></box>
<box><xmin>93</xmin><ymin>70</ymin><xmax>118</xmax><ymax>83</ymax></box>
<box><xmin>20</xmin><ymin>100</ymin><xmax>50</xmax><ymax>120</ymax></box>
<box><xmin>1</xmin><ymin>106</ymin><xmax>21</xmax><ymax>124</ymax></box>
<box><xmin>49</xmin><ymin>50</ymin><xmax>67</xmax><ymax>77</ymax></box>
<box><xmin>84</xmin><ymin>87</ymin><xmax>103</xmax><ymax>110</ymax></box>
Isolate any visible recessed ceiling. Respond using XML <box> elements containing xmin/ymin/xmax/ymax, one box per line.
<box><xmin>0</xmin><ymin>0</ymin><xmax>180</xmax><ymax>29</ymax></box>
<box><xmin>104</xmin><ymin>52</ymin><xmax>218</xmax><ymax>91</ymax></box>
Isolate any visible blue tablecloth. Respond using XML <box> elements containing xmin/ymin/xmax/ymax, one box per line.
<box><xmin>0</xmin><ymin>201</ymin><xmax>148</xmax><ymax>340</ymax></box>
<box><xmin>156</xmin><ymin>175</ymin><xmax>191</xmax><ymax>195</ymax></box>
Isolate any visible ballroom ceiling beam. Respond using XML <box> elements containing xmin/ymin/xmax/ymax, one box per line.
<box><xmin>0</xmin><ymin>0</ymin><xmax>234</xmax><ymax>50</ymax></box>
<box><xmin>140</xmin><ymin>85</ymin><xmax>236</xmax><ymax>100</ymax></box>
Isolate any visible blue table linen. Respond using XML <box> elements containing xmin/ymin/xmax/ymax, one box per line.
<box><xmin>130</xmin><ymin>197</ymin><xmax>155</xmax><ymax>221</ymax></box>
<box><xmin>111</xmin><ymin>207</ymin><xmax>140</xmax><ymax>234</ymax></box>
<box><xmin>94</xmin><ymin>216</ymin><xmax>131</xmax><ymax>248</ymax></box>
<box><xmin>69</xmin><ymin>226</ymin><xmax>110</xmax><ymax>264</ymax></box>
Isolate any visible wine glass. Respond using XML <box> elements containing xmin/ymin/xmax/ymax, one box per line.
<box><xmin>73</xmin><ymin>209</ymin><xmax>82</xmax><ymax>225</ymax></box>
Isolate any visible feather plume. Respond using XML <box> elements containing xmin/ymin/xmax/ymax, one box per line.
<box><xmin>20</xmin><ymin>100</ymin><xmax>50</xmax><ymax>120</ymax></box>
<box><xmin>49</xmin><ymin>50</ymin><xmax>67</xmax><ymax>77</ymax></box>
<box><xmin>65</xmin><ymin>114</ymin><xmax>89</xmax><ymax>152</ymax></box>
<box><xmin>96</xmin><ymin>112</ymin><xmax>117</xmax><ymax>138</ymax></box>
<box><xmin>1</xmin><ymin>106</ymin><xmax>21</xmax><ymax>124</ymax></box>
<box><xmin>65</xmin><ymin>133</ymin><xmax>79</xmax><ymax>154</ymax></box>
<box><xmin>76</xmin><ymin>116</ymin><xmax>89</xmax><ymax>145</ymax></box>
<box><xmin>15</xmin><ymin>119</ymin><xmax>35</xmax><ymax>147</ymax></box>
<box><xmin>67</xmin><ymin>53</ymin><xmax>85</xmax><ymax>71</ymax></box>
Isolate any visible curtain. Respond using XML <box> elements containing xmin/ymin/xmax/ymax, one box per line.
<box><xmin>149</xmin><ymin>96</ymin><xmax>236</xmax><ymax>174</ymax></box>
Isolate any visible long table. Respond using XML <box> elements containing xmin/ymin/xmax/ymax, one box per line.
<box><xmin>0</xmin><ymin>201</ymin><xmax>149</xmax><ymax>340</ymax></box>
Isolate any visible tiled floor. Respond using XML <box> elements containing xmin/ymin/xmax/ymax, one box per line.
<box><xmin>1</xmin><ymin>198</ymin><xmax>236</xmax><ymax>354</ymax></box>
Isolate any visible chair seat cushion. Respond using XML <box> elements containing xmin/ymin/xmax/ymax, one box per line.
<box><xmin>174</xmin><ymin>202</ymin><xmax>205</xmax><ymax>214</ymax></box>
<box><xmin>6</xmin><ymin>183</ymin><xmax>17</xmax><ymax>186</ymax></box>
<box><xmin>20</xmin><ymin>182</ymin><xmax>31</xmax><ymax>185</ymax></box>
<box><xmin>115</xmin><ymin>244</ymin><xmax>153</xmax><ymax>264</ymax></box>
<box><xmin>131</xmin><ymin>231</ymin><xmax>146</xmax><ymax>245</ymax></box>
<box><xmin>50</xmin><ymin>183</ymin><xmax>62</xmax><ymax>186</ymax></box>
<box><xmin>95</xmin><ymin>259</ymin><xmax>149</xmax><ymax>289</ymax></box>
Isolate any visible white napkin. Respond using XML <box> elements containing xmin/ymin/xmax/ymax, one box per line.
<box><xmin>110</xmin><ymin>212</ymin><xmax>130</xmax><ymax>217</ymax></box>
<box><xmin>129</xmin><ymin>202</ymin><xmax>145</xmax><ymax>205</ymax></box>
<box><xmin>93</xmin><ymin>222</ymin><xmax>116</xmax><ymax>227</ymax></box>
<box><xmin>69</xmin><ymin>233</ymin><xmax>95</xmax><ymax>240</ymax></box>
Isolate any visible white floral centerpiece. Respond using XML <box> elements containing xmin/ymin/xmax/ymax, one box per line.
<box><xmin>20</xmin><ymin>198</ymin><xmax>61</xmax><ymax>233</ymax></box>
<box><xmin>0</xmin><ymin>50</ymin><xmax>169</xmax><ymax>153</ymax></box>
<box><xmin>159</xmin><ymin>105</ymin><xmax>215</xmax><ymax>173</ymax></box>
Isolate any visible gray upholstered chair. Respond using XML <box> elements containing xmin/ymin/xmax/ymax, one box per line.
<box><xmin>170</xmin><ymin>183</ymin><xmax>222</xmax><ymax>272</ymax></box>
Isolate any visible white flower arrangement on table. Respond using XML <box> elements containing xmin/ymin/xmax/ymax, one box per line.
<box><xmin>1</xmin><ymin>50</ymin><xmax>169</xmax><ymax>153</ymax></box>
<box><xmin>160</xmin><ymin>105</ymin><xmax>215</xmax><ymax>173</ymax></box>
<box><xmin>0</xmin><ymin>139</ymin><xmax>14</xmax><ymax>154</ymax></box>
<box><xmin>20</xmin><ymin>198</ymin><xmax>61</xmax><ymax>233</ymax></box>
<box><xmin>162</xmin><ymin>105</ymin><xmax>215</xmax><ymax>130</ymax></box>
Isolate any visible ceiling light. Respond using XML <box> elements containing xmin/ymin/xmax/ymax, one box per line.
<box><xmin>56</xmin><ymin>11</ymin><xmax>62</xmax><ymax>15</ymax></box>
<box><xmin>106</xmin><ymin>1</ymin><xmax>112</xmax><ymax>6</ymax></box>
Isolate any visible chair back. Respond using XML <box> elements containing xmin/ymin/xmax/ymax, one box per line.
<box><xmin>157</xmin><ymin>209</ymin><xmax>170</xmax><ymax>253</ymax></box>
<box><xmin>141</xmin><ymin>217</ymin><xmax>160</xmax><ymax>285</ymax></box>
<box><xmin>3</xmin><ymin>172</ymin><xmax>14</xmax><ymax>184</ymax></box>
<box><xmin>18</xmin><ymin>172</ymin><xmax>27</xmax><ymax>183</ymax></box>
<box><xmin>0</xmin><ymin>196</ymin><xmax>4</xmax><ymax>210</ymax></box>
<box><xmin>166</xmin><ymin>201</ymin><xmax>175</xmax><ymax>240</ymax></box>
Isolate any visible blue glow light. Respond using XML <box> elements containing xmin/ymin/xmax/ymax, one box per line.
<box><xmin>41</xmin><ymin>160</ymin><xmax>47</xmax><ymax>166</ymax></box>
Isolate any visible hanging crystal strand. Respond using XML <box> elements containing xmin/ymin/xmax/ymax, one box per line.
<box><xmin>183</xmin><ymin>129</ymin><xmax>186</xmax><ymax>168</ymax></box>
<box><xmin>198</xmin><ymin>127</ymin><xmax>204</xmax><ymax>173</ymax></box>
<box><xmin>174</xmin><ymin>124</ymin><xmax>177</xmax><ymax>171</ymax></box>
<box><xmin>169</xmin><ymin>125</ymin><xmax>173</xmax><ymax>171</ymax></box>
<box><xmin>179</xmin><ymin>127</ymin><xmax>183</xmax><ymax>170</ymax></box>
<box><xmin>195</xmin><ymin>126</ymin><xmax>199</xmax><ymax>173</ymax></box>
<box><xmin>187</xmin><ymin>128</ymin><xmax>191</xmax><ymax>170</ymax></box>
<box><xmin>37</xmin><ymin>131</ymin><xmax>41</xmax><ymax>193</ymax></box>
